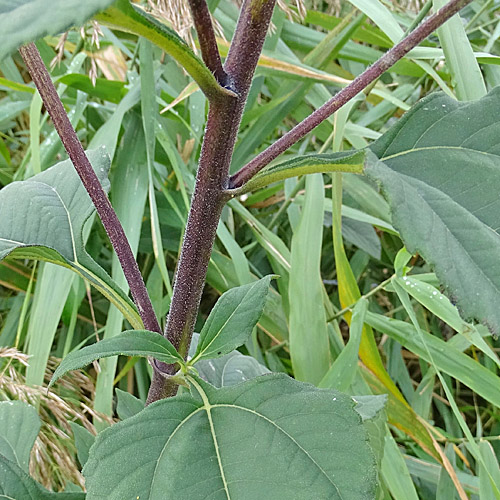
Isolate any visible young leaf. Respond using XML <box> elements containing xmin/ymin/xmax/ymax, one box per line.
<box><xmin>49</xmin><ymin>330</ymin><xmax>183</xmax><ymax>387</ymax></box>
<box><xmin>83</xmin><ymin>374</ymin><xmax>377</xmax><ymax>500</ymax></box>
<box><xmin>0</xmin><ymin>148</ymin><xmax>141</xmax><ymax>329</ymax></box>
<box><xmin>0</xmin><ymin>0</ymin><xmax>116</xmax><ymax>61</ymax></box>
<box><xmin>231</xmin><ymin>150</ymin><xmax>365</xmax><ymax>194</ymax></box>
<box><xmin>0</xmin><ymin>455</ymin><xmax>85</xmax><ymax>499</ymax></box>
<box><xmin>366</xmin><ymin>87</ymin><xmax>500</xmax><ymax>335</ymax></box>
<box><xmin>191</xmin><ymin>275</ymin><xmax>274</xmax><ymax>363</ymax></box>
<box><xmin>0</xmin><ymin>401</ymin><xmax>40</xmax><ymax>472</ymax></box>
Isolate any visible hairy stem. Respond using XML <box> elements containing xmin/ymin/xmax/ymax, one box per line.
<box><xmin>229</xmin><ymin>0</ymin><xmax>474</xmax><ymax>189</ymax></box>
<box><xmin>19</xmin><ymin>43</ymin><xmax>161</xmax><ymax>335</ymax></box>
<box><xmin>147</xmin><ymin>0</ymin><xmax>277</xmax><ymax>403</ymax></box>
<box><xmin>188</xmin><ymin>0</ymin><xmax>227</xmax><ymax>85</ymax></box>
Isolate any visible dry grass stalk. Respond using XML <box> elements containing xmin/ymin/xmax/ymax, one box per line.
<box><xmin>0</xmin><ymin>348</ymin><xmax>114</xmax><ymax>492</ymax></box>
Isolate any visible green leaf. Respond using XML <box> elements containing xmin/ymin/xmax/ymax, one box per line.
<box><xmin>115</xmin><ymin>388</ymin><xmax>144</xmax><ymax>420</ymax></box>
<box><xmin>0</xmin><ymin>148</ymin><xmax>141</xmax><ymax>328</ymax></box>
<box><xmin>0</xmin><ymin>455</ymin><xmax>85</xmax><ymax>499</ymax></box>
<box><xmin>191</xmin><ymin>275</ymin><xmax>274</xmax><ymax>363</ymax></box>
<box><xmin>366</xmin><ymin>87</ymin><xmax>500</xmax><ymax>334</ymax></box>
<box><xmin>83</xmin><ymin>374</ymin><xmax>377</xmax><ymax>500</ymax></box>
<box><xmin>232</xmin><ymin>150</ymin><xmax>365</xmax><ymax>195</ymax></box>
<box><xmin>69</xmin><ymin>422</ymin><xmax>95</xmax><ymax>469</ymax></box>
<box><xmin>0</xmin><ymin>401</ymin><xmax>40</xmax><ymax>472</ymax></box>
<box><xmin>49</xmin><ymin>330</ymin><xmax>183</xmax><ymax>387</ymax></box>
<box><xmin>0</xmin><ymin>0</ymin><xmax>116</xmax><ymax>61</ymax></box>
<box><xmin>94</xmin><ymin>0</ymin><xmax>233</xmax><ymax>101</ymax></box>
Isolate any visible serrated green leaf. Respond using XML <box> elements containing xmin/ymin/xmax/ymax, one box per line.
<box><xmin>0</xmin><ymin>149</ymin><xmax>141</xmax><ymax>328</ymax></box>
<box><xmin>367</xmin><ymin>87</ymin><xmax>500</xmax><ymax>334</ymax></box>
<box><xmin>49</xmin><ymin>330</ymin><xmax>182</xmax><ymax>387</ymax></box>
<box><xmin>191</xmin><ymin>275</ymin><xmax>274</xmax><ymax>363</ymax></box>
<box><xmin>0</xmin><ymin>454</ymin><xmax>85</xmax><ymax>499</ymax></box>
<box><xmin>0</xmin><ymin>0</ymin><xmax>116</xmax><ymax>61</ymax></box>
<box><xmin>233</xmin><ymin>150</ymin><xmax>365</xmax><ymax>194</ymax></box>
<box><xmin>83</xmin><ymin>374</ymin><xmax>377</xmax><ymax>500</ymax></box>
<box><xmin>69</xmin><ymin>422</ymin><xmax>95</xmax><ymax>469</ymax></box>
<box><xmin>0</xmin><ymin>401</ymin><xmax>40</xmax><ymax>472</ymax></box>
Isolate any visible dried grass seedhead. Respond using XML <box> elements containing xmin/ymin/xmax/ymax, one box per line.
<box><xmin>0</xmin><ymin>348</ymin><xmax>113</xmax><ymax>492</ymax></box>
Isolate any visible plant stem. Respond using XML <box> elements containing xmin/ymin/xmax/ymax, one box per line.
<box><xmin>229</xmin><ymin>0</ymin><xmax>474</xmax><ymax>189</ymax></box>
<box><xmin>188</xmin><ymin>0</ymin><xmax>227</xmax><ymax>85</ymax></box>
<box><xmin>147</xmin><ymin>0</ymin><xmax>277</xmax><ymax>403</ymax></box>
<box><xmin>19</xmin><ymin>43</ymin><xmax>161</xmax><ymax>335</ymax></box>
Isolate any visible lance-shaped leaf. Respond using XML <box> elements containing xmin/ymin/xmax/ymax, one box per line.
<box><xmin>50</xmin><ymin>330</ymin><xmax>183</xmax><ymax>387</ymax></box>
<box><xmin>94</xmin><ymin>0</ymin><xmax>233</xmax><ymax>101</ymax></box>
<box><xmin>191</xmin><ymin>275</ymin><xmax>274</xmax><ymax>364</ymax></box>
<box><xmin>0</xmin><ymin>401</ymin><xmax>40</xmax><ymax>472</ymax></box>
<box><xmin>0</xmin><ymin>0</ymin><xmax>116</xmax><ymax>61</ymax></box>
<box><xmin>366</xmin><ymin>86</ymin><xmax>500</xmax><ymax>334</ymax></box>
<box><xmin>0</xmin><ymin>148</ymin><xmax>141</xmax><ymax>328</ymax></box>
<box><xmin>83</xmin><ymin>374</ymin><xmax>377</xmax><ymax>500</ymax></box>
<box><xmin>0</xmin><ymin>455</ymin><xmax>85</xmax><ymax>499</ymax></box>
<box><xmin>231</xmin><ymin>150</ymin><xmax>365</xmax><ymax>195</ymax></box>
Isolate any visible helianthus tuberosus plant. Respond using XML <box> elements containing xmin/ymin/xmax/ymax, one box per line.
<box><xmin>0</xmin><ymin>0</ymin><xmax>500</xmax><ymax>498</ymax></box>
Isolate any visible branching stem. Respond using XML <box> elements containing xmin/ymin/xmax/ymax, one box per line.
<box><xmin>188</xmin><ymin>0</ymin><xmax>227</xmax><ymax>85</ymax></box>
<box><xmin>229</xmin><ymin>0</ymin><xmax>474</xmax><ymax>189</ymax></box>
<box><xmin>19</xmin><ymin>43</ymin><xmax>161</xmax><ymax>335</ymax></box>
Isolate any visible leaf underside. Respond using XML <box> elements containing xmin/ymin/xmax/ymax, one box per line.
<box><xmin>0</xmin><ymin>149</ymin><xmax>141</xmax><ymax>328</ymax></box>
<box><xmin>366</xmin><ymin>86</ymin><xmax>500</xmax><ymax>334</ymax></box>
<box><xmin>0</xmin><ymin>0</ymin><xmax>116</xmax><ymax>61</ymax></box>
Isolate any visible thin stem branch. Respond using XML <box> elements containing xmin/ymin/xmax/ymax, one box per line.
<box><xmin>229</xmin><ymin>0</ymin><xmax>474</xmax><ymax>189</ymax></box>
<box><xmin>188</xmin><ymin>0</ymin><xmax>227</xmax><ymax>85</ymax></box>
<box><xmin>19</xmin><ymin>43</ymin><xmax>161</xmax><ymax>335</ymax></box>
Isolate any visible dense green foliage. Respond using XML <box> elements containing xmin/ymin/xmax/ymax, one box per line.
<box><xmin>1</xmin><ymin>0</ymin><xmax>500</xmax><ymax>498</ymax></box>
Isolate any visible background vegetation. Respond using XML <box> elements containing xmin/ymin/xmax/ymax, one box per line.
<box><xmin>1</xmin><ymin>0</ymin><xmax>499</xmax><ymax>497</ymax></box>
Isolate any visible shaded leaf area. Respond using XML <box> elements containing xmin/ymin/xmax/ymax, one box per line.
<box><xmin>192</xmin><ymin>275</ymin><xmax>274</xmax><ymax>363</ymax></box>
<box><xmin>0</xmin><ymin>149</ymin><xmax>141</xmax><ymax>328</ymax></box>
<box><xmin>50</xmin><ymin>330</ymin><xmax>183</xmax><ymax>387</ymax></box>
<box><xmin>84</xmin><ymin>374</ymin><xmax>376</xmax><ymax>500</ymax></box>
<box><xmin>0</xmin><ymin>455</ymin><xmax>85</xmax><ymax>499</ymax></box>
<box><xmin>366</xmin><ymin>87</ymin><xmax>500</xmax><ymax>334</ymax></box>
<box><xmin>0</xmin><ymin>401</ymin><xmax>40</xmax><ymax>472</ymax></box>
<box><xmin>0</xmin><ymin>0</ymin><xmax>115</xmax><ymax>60</ymax></box>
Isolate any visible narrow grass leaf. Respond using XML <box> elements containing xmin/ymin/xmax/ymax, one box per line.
<box><xmin>289</xmin><ymin>174</ymin><xmax>330</xmax><ymax>385</ymax></box>
<box><xmin>319</xmin><ymin>298</ymin><xmax>367</xmax><ymax>391</ymax></box>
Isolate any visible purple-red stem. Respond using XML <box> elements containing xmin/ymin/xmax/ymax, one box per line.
<box><xmin>147</xmin><ymin>0</ymin><xmax>277</xmax><ymax>402</ymax></box>
<box><xmin>19</xmin><ymin>43</ymin><xmax>161</xmax><ymax>335</ymax></box>
<box><xmin>229</xmin><ymin>0</ymin><xmax>474</xmax><ymax>189</ymax></box>
<box><xmin>187</xmin><ymin>0</ymin><xmax>227</xmax><ymax>85</ymax></box>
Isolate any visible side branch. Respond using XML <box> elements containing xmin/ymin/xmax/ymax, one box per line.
<box><xmin>19</xmin><ymin>43</ymin><xmax>161</xmax><ymax>335</ymax></box>
<box><xmin>188</xmin><ymin>0</ymin><xmax>227</xmax><ymax>85</ymax></box>
<box><xmin>229</xmin><ymin>0</ymin><xmax>474</xmax><ymax>189</ymax></box>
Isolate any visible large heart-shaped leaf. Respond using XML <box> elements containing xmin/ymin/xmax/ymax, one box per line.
<box><xmin>84</xmin><ymin>374</ymin><xmax>377</xmax><ymax>499</ymax></box>
<box><xmin>0</xmin><ymin>0</ymin><xmax>116</xmax><ymax>61</ymax></box>
<box><xmin>366</xmin><ymin>86</ymin><xmax>500</xmax><ymax>333</ymax></box>
<box><xmin>0</xmin><ymin>401</ymin><xmax>40</xmax><ymax>472</ymax></box>
<box><xmin>0</xmin><ymin>455</ymin><xmax>85</xmax><ymax>499</ymax></box>
<box><xmin>191</xmin><ymin>275</ymin><xmax>274</xmax><ymax>364</ymax></box>
<box><xmin>49</xmin><ymin>329</ymin><xmax>182</xmax><ymax>387</ymax></box>
<box><xmin>0</xmin><ymin>148</ymin><xmax>141</xmax><ymax>328</ymax></box>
